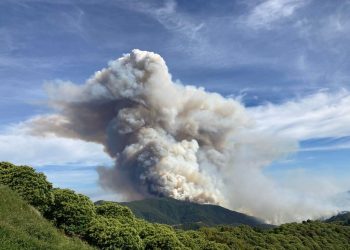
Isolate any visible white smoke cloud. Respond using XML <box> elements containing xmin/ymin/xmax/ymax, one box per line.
<box><xmin>28</xmin><ymin>49</ymin><xmax>344</xmax><ymax>224</ymax></box>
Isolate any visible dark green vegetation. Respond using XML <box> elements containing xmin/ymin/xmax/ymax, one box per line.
<box><xmin>0</xmin><ymin>161</ymin><xmax>53</xmax><ymax>214</ymax></box>
<box><xmin>1</xmin><ymin>161</ymin><xmax>350</xmax><ymax>250</ymax></box>
<box><xmin>326</xmin><ymin>211</ymin><xmax>350</xmax><ymax>226</ymax></box>
<box><xmin>117</xmin><ymin>197</ymin><xmax>268</xmax><ymax>229</ymax></box>
<box><xmin>0</xmin><ymin>186</ymin><xmax>93</xmax><ymax>250</ymax></box>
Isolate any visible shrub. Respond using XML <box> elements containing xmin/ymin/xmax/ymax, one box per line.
<box><xmin>0</xmin><ymin>162</ymin><xmax>53</xmax><ymax>213</ymax></box>
<box><xmin>177</xmin><ymin>230</ymin><xmax>232</xmax><ymax>250</ymax></box>
<box><xmin>143</xmin><ymin>224</ymin><xmax>184</xmax><ymax>250</ymax></box>
<box><xmin>86</xmin><ymin>216</ymin><xmax>143</xmax><ymax>250</ymax></box>
<box><xmin>96</xmin><ymin>201</ymin><xmax>135</xmax><ymax>223</ymax></box>
<box><xmin>46</xmin><ymin>188</ymin><xmax>95</xmax><ymax>235</ymax></box>
<box><xmin>137</xmin><ymin>221</ymin><xmax>159</xmax><ymax>239</ymax></box>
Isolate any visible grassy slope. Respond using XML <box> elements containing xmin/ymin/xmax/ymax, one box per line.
<box><xmin>0</xmin><ymin>186</ymin><xmax>94</xmax><ymax>250</ymax></box>
<box><xmin>117</xmin><ymin>197</ymin><xmax>270</xmax><ymax>228</ymax></box>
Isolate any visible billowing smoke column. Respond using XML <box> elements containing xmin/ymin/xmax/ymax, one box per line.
<box><xmin>30</xmin><ymin>50</ymin><xmax>339</xmax><ymax>224</ymax></box>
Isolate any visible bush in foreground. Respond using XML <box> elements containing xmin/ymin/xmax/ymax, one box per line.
<box><xmin>46</xmin><ymin>188</ymin><xmax>96</xmax><ymax>235</ymax></box>
<box><xmin>0</xmin><ymin>185</ymin><xmax>93</xmax><ymax>250</ymax></box>
<box><xmin>86</xmin><ymin>216</ymin><xmax>143</xmax><ymax>249</ymax></box>
<box><xmin>0</xmin><ymin>162</ymin><xmax>53</xmax><ymax>213</ymax></box>
<box><xmin>96</xmin><ymin>201</ymin><xmax>135</xmax><ymax>223</ymax></box>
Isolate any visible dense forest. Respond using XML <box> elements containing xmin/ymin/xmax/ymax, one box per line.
<box><xmin>1</xmin><ymin>162</ymin><xmax>350</xmax><ymax>250</ymax></box>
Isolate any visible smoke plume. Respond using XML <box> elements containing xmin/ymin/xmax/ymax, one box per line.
<box><xmin>30</xmin><ymin>50</ymin><xmax>343</xmax><ymax>224</ymax></box>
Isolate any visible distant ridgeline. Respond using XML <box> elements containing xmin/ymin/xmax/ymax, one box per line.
<box><xmin>326</xmin><ymin>211</ymin><xmax>350</xmax><ymax>226</ymax></box>
<box><xmin>1</xmin><ymin>162</ymin><xmax>350</xmax><ymax>250</ymax></box>
<box><xmin>97</xmin><ymin>197</ymin><xmax>271</xmax><ymax>229</ymax></box>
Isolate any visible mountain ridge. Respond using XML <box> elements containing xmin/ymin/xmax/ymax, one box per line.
<box><xmin>325</xmin><ymin>211</ymin><xmax>350</xmax><ymax>225</ymax></box>
<box><xmin>96</xmin><ymin>197</ymin><xmax>272</xmax><ymax>229</ymax></box>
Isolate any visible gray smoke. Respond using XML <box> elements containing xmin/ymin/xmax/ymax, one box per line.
<box><xmin>30</xmin><ymin>50</ymin><xmax>342</xmax><ymax>224</ymax></box>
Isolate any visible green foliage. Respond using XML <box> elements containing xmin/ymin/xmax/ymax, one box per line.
<box><xmin>0</xmin><ymin>162</ymin><xmax>53</xmax><ymax>213</ymax></box>
<box><xmin>0</xmin><ymin>186</ymin><xmax>93</xmax><ymax>250</ymax></box>
<box><xmin>176</xmin><ymin>230</ymin><xmax>230</xmax><ymax>250</ymax></box>
<box><xmin>195</xmin><ymin>222</ymin><xmax>350</xmax><ymax>249</ymax></box>
<box><xmin>136</xmin><ymin>221</ymin><xmax>163</xmax><ymax>239</ymax></box>
<box><xmin>2</xmin><ymin>161</ymin><xmax>350</xmax><ymax>250</ymax></box>
<box><xmin>96</xmin><ymin>201</ymin><xmax>135</xmax><ymax>223</ymax></box>
<box><xmin>46</xmin><ymin>188</ymin><xmax>95</xmax><ymax>235</ymax></box>
<box><xmin>85</xmin><ymin>216</ymin><xmax>142</xmax><ymax>250</ymax></box>
<box><xmin>143</xmin><ymin>230</ymin><xmax>183</xmax><ymax>250</ymax></box>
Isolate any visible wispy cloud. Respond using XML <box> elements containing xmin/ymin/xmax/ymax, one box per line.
<box><xmin>151</xmin><ymin>0</ymin><xmax>204</xmax><ymax>42</ymax></box>
<box><xmin>300</xmin><ymin>143</ymin><xmax>350</xmax><ymax>152</ymax></box>
<box><xmin>300</xmin><ymin>138</ymin><xmax>350</xmax><ymax>152</ymax></box>
<box><xmin>51</xmin><ymin>6</ymin><xmax>88</xmax><ymax>40</ymax></box>
<box><xmin>244</xmin><ymin>0</ymin><xmax>309</xmax><ymax>29</ymax></box>
<box><xmin>119</xmin><ymin>0</ymin><xmax>204</xmax><ymax>42</ymax></box>
<box><xmin>248</xmin><ymin>89</ymin><xmax>350</xmax><ymax>142</ymax></box>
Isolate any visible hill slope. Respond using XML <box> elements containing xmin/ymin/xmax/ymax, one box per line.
<box><xmin>115</xmin><ymin>197</ymin><xmax>270</xmax><ymax>228</ymax></box>
<box><xmin>326</xmin><ymin>211</ymin><xmax>350</xmax><ymax>225</ymax></box>
<box><xmin>0</xmin><ymin>186</ymin><xmax>93</xmax><ymax>250</ymax></box>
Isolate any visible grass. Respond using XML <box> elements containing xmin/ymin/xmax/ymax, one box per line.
<box><xmin>0</xmin><ymin>186</ymin><xmax>94</xmax><ymax>250</ymax></box>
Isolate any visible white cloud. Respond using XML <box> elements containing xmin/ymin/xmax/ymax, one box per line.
<box><xmin>248</xmin><ymin>89</ymin><xmax>350</xmax><ymax>142</ymax></box>
<box><xmin>117</xmin><ymin>0</ymin><xmax>204</xmax><ymax>43</ymax></box>
<box><xmin>300</xmin><ymin>141</ymin><xmax>350</xmax><ymax>152</ymax></box>
<box><xmin>245</xmin><ymin>0</ymin><xmax>308</xmax><ymax>29</ymax></box>
<box><xmin>152</xmin><ymin>0</ymin><xmax>204</xmax><ymax>41</ymax></box>
<box><xmin>0</xmin><ymin>123</ymin><xmax>112</xmax><ymax>167</ymax></box>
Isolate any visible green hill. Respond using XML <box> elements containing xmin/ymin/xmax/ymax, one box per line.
<box><xmin>2</xmin><ymin>161</ymin><xmax>350</xmax><ymax>249</ymax></box>
<box><xmin>0</xmin><ymin>186</ymin><xmax>94</xmax><ymax>250</ymax></box>
<box><xmin>326</xmin><ymin>211</ymin><xmax>350</xmax><ymax>225</ymax></box>
<box><xmin>114</xmin><ymin>197</ymin><xmax>271</xmax><ymax>229</ymax></box>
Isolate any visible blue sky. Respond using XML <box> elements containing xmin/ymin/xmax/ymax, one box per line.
<box><xmin>1</xmin><ymin>0</ymin><xmax>350</xmax><ymax>201</ymax></box>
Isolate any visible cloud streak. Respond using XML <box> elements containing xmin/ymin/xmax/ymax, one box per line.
<box><xmin>244</xmin><ymin>0</ymin><xmax>309</xmax><ymax>29</ymax></box>
<box><xmin>249</xmin><ymin>89</ymin><xmax>350</xmax><ymax>141</ymax></box>
<box><xmin>117</xmin><ymin>0</ymin><xmax>204</xmax><ymax>43</ymax></box>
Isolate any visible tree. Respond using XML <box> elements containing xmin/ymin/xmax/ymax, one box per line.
<box><xmin>96</xmin><ymin>201</ymin><xmax>135</xmax><ymax>223</ymax></box>
<box><xmin>85</xmin><ymin>216</ymin><xmax>143</xmax><ymax>250</ymax></box>
<box><xmin>46</xmin><ymin>188</ymin><xmax>95</xmax><ymax>235</ymax></box>
<box><xmin>143</xmin><ymin>224</ymin><xmax>184</xmax><ymax>250</ymax></box>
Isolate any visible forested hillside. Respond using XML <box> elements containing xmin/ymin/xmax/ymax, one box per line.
<box><xmin>117</xmin><ymin>197</ymin><xmax>269</xmax><ymax>229</ymax></box>
<box><xmin>1</xmin><ymin>161</ymin><xmax>350</xmax><ymax>250</ymax></box>
<box><xmin>326</xmin><ymin>211</ymin><xmax>350</xmax><ymax>226</ymax></box>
